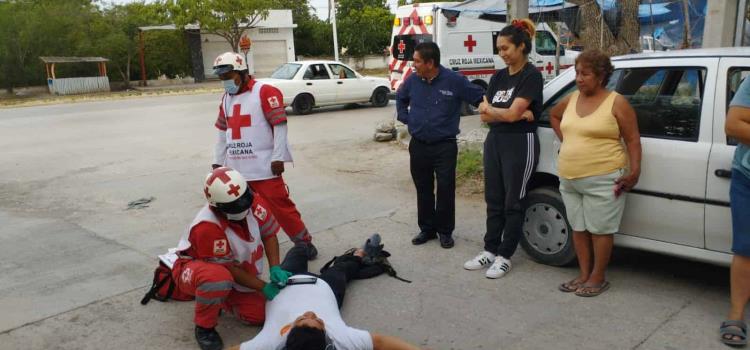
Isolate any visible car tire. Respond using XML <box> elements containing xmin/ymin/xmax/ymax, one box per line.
<box><xmin>520</xmin><ymin>187</ymin><xmax>576</xmax><ymax>266</ymax></box>
<box><xmin>292</xmin><ymin>94</ymin><xmax>314</xmax><ymax>115</ymax></box>
<box><xmin>371</xmin><ymin>87</ymin><xmax>389</xmax><ymax>107</ymax></box>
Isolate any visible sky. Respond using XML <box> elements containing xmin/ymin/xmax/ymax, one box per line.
<box><xmin>108</xmin><ymin>0</ymin><xmax>401</xmax><ymax>19</ymax></box>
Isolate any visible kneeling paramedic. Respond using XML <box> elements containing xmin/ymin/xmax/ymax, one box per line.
<box><xmin>173</xmin><ymin>167</ymin><xmax>294</xmax><ymax>350</ymax></box>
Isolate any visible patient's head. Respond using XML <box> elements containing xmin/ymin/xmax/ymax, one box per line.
<box><xmin>286</xmin><ymin>311</ymin><xmax>329</xmax><ymax>350</ymax></box>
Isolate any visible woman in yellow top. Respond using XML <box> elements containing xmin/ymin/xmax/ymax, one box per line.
<box><xmin>549</xmin><ymin>50</ymin><xmax>641</xmax><ymax>297</ymax></box>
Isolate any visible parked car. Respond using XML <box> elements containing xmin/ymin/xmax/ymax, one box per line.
<box><xmin>521</xmin><ymin>47</ymin><xmax>748</xmax><ymax>267</ymax></box>
<box><xmin>258</xmin><ymin>60</ymin><xmax>391</xmax><ymax>115</ymax></box>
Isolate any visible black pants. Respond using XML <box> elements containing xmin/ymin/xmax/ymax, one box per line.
<box><xmin>409</xmin><ymin>138</ymin><xmax>458</xmax><ymax>236</ymax></box>
<box><xmin>280</xmin><ymin>243</ymin><xmax>361</xmax><ymax>308</ymax></box>
<box><xmin>483</xmin><ymin>131</ymin><xmax>539</xmax><ymax>259</ymax></box>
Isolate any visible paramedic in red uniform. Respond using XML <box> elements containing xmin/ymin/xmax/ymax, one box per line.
<box><xmin>172</xmin><ymin>167</ymin><xmax>294</xmax><ymax>350</ymax></box>
<box><xmin>210</xmin><ymin>51</ymin><xmax>317</xmax><ymax>260</ymax></box>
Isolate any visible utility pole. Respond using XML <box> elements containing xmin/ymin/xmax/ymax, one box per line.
<box><xmin>681</xmin><ymin>0</ymin><xmax>692</xmax><ymax>48</ymax></box>
<box><xmin>331</xmin><ymin>0</ymin><xmax>340</xmax><ymax>61</ymax></box>
<box><xmin>508</xmin><ymin>0</ymin><xmax>529</xmax><ymax>22</ymax></box>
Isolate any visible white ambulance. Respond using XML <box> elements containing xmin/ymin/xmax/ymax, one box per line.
<box><xmin>388</xmin><ymin>2</ymin><xmax>578</xmax><ymax>113</ymax></box>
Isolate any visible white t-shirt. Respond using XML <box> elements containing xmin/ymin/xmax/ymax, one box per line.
<box><xmin>240</xmin><ymin>275</ymin><xmax>373</xmax><ymax>350</ymax></box>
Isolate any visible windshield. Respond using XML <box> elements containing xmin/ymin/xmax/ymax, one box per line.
<box><xmin>270</xmin><ymin>63</ymin><xmax>302</xmax><ymax>79</ymax></box>
<box><xmin>391</xmin><ymin>34</ymin><xmax>433</xmax><ymax>62</ymax></box>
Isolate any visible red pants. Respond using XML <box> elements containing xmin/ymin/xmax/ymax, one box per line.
<box><xmin>249</xmin><ymin>177</ymin><xmax>312</xmax><ymax>243</ymax></box>
<box><xmin>172</xmin><ymin>259</ymin><xmax>265</xmax><ymax>328</ymax></box>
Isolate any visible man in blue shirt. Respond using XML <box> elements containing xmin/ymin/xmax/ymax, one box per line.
<box><xmin>396</xmin><ymin>42</ymin><xmax>484</xmax><ymax>249</ymax></box>
<box><xmin>721</xmin><ymin>77</ymin><xmax>750</xmax><ymax>346</ymax></box>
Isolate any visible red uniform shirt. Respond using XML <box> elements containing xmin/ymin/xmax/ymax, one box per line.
<box><xmin>185</xmin><ymin>196</ymin><xmax>280</xmax><ymax>262</ymax></box>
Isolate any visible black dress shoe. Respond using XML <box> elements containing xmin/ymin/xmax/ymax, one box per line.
<box><xmin>438</xmin><ymin>234</ymin><xmax>454</xmax><ymax>249</ymax></box>
<box><xmin>195</xmin><ymin>326</ymin><xmax>223</xmax><ymax>350</ymax></box>
<box><xmin>412</xmin><ymin>231</ymin><xmax>437</xmax><ymax>245</ymax></box>
<box><xmin>306</xmin><ymin>242</ymin><xmax>318</xmax><ymax>260</ymax></box>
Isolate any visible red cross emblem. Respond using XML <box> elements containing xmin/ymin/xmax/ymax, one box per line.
<box><xmin>236</xmin><ymin>56</ymin><xmax>243</xmax><ymax>66</ymax></box>
<box><xmin>206</xmin><ymin>168</ymin><xmax>232</xmax><ymax>187</ymax></box>
<box><xmin>227</xmin><ymin>104</ymin><xmax>251</xmax><ymax>140</ymax></box>
<box><xmin>227</xmin><ymin>184</ymin><xmax>241</xmax><ymax>197</ymax></box>
<box><xmin>397</xmin><ymin>40</ymin><xmax>406</xmax><ymax>54</ymax></box>
<box><xmin>545</xmin><ymin>62</ymin><xmax>554</xmax><ymax>74</ymax></box>
<box><xmin>464</xmin><ymin>35</ymin><xmax>477</xmax><ymax>53</ymax></box>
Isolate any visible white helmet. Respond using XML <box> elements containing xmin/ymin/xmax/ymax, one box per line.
<box><xmin>204</xmin><ymin>167</ymin><xmax>254</xmax><ymax>220</ymax></box>
<box><xmin>213</xmin><ymin>52</ymin><xmax>248</xmax><ymax>75</ymax></box>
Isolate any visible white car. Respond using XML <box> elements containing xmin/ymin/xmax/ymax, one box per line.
<box><xmin>522</xmin><ymin>48</ymin><xmax>747</xmax><ymax>267</ymax></box>
<box><xmin>258</xmin><ymin>60</ymin><xmax>391</xmax><ymax>115</ymax></box>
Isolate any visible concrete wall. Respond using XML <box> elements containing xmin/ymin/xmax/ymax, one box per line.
<box><xmin>200</xmin><ymin>10</ymin><xmax>296</xmax><ymax>78</ymax></box>
<box><xmin>703</xmin><ymin>0</ymin><xmax>739</xmax><ymax>48</ymax></box>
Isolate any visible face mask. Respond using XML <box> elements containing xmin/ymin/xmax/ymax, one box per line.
<box><xmin>226</xmin><ymin>209</ymin><xmax>249</xmax><ymax>221</ymax></box>
<box><xmin>223</xmin><ymin>79</ymin><xmax>240</xmax><ymax>94</ymax></box>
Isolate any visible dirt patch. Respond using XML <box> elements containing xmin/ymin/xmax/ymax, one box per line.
<box><xmin>0</xmin><ymin>86</ymin><xmax>222</xmax><ymax>108</ymax></box>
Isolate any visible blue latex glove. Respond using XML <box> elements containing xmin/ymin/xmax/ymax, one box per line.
<box><xmin>270</xmin><ymin>265</ymin><xmax>293</xmax><ymax>287</ymax></box>
<box><xmin>261</xmin><ymin>282</ymin><xmax>280</xmax><ymax>300</ymax></box>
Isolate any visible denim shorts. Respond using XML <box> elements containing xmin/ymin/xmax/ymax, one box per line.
<box><xmin>731</xmin><ymin>170</ymin><xmax>750</xmax><ymax>256</ymax></box>
<box><xmin>559</xmin><ymin>169</ymin><xmax>626</xmax><ymax>234</ymax></box>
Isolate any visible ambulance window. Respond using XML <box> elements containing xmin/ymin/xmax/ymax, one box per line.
<box><xmin>535</xmin><ymin>31</ymin><xmax>557</xmax><ymax>56</ymax></box>
<box><xmin>303</xmin><ymin>64</ymin><xmax>331</xmax><ymax>80</ymax></box>
<box><xmin>329</xmin><ymin>64</ymin><xmax>357</xmax><ymax>79</ymax></box>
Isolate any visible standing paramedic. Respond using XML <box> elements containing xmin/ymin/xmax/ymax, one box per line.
<box><xmin>462</xmin><ymin>19</ymin><xmax>543</xmax><ymax>279</ymax></box>
<box><xmin>211</xmin><ymin>52</ymin><xmax>317</xmax><ymax>260</ymax></box>
<box><xmin>173</xmin><ymin>167</ymin><xmax>294</xmax><ymax>350</ymax></box>
<box><xmin>396</xmin><ymin>42</ymin><xmax>484</xmax><ymax>249</ymax></box>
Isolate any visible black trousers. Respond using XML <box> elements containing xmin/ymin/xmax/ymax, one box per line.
<box><xmin>483</xmin><ymin>131</ymin><xmax>539</xmax><ymax>259</ymax></box>
<box><xmin>408</xmin><ymin>137</ymin><xmax>458</xmax><ymax>236</ymax></box>
<box><xmin>280</xmin><ymin>243</ymin><xmax>361</xmax><ymax>309</ymax></box>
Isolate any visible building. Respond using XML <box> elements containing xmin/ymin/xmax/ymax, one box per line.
<box><xmin>199</xmin><ymin>10</ymin><xmax>296</xmax><ymax>78</ymax></box>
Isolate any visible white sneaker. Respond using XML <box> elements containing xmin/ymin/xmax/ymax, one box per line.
<box><xmin>485</xmin><ymin>257</ymin><xmax>511</xmax><ymax>279</ymax></box>
<box><xmin>463</xmin><ymin>251</ymin><xmax>496</xmax><ymax>270</ymax></box>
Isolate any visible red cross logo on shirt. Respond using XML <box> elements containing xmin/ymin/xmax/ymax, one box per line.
<box><xmin>464</xmin><ymin>35</ymin><xmax>477</xmax><ymax>53</ymax></box>
<box><xmin>227</xmin><ymin>104</ymin><xmax>251</xmax><ymax>140</ymax></box>
<box><xmin>545</xmin><ymin>62</ymin><xmax>554</xmax><ymax>74</ymax></box>
<box><xmin>397</xmin><ymin>40</ymin><xmax>406</xmax><ymax>54</ymax></box>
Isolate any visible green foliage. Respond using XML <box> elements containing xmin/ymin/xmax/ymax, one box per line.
<box><xmin>169</xmin><ymin>0</ymin><xmax>273</xmax><ymax>51</ymax></box>
<box><xmin>271</xmin><ymin>0</ymin><xmax>332</xmax><ymax>57</ymax></box>
<box><xmin>0</xmin><ymin>0</ymin><xmax>192</xmax><ymax>91</ymax></box>
<box><xmin>337</xmin><ymin>0</ymin><xmax>392</xmax><ymax>57</ymax></box>
<box><xmin>456</xmin><ymin>148</ymin><xmax>484</xmax><ymax>180</ymax></box>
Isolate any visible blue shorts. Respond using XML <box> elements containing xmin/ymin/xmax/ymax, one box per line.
<box><xmin>731</xmin><ymin>170</ymin><xmax>750</xmax><ymax>256</ymax></box>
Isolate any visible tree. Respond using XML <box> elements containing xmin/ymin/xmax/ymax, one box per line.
<box><xmin>568</xmin><ymin>0</ymin><xmax>640</xmax><ymax>55</ymax></box>
<box><xmin>271</xmin><ymin>0</ymin><xmax>332</xmax><ymax>57</ymax></box>
<box><xmin>85</xmin><ymin>1</ymin><xmax>177</xmax><ymax>87</ymax></box>
<box><xmin>336</xmin><ymin>0</ymin><xmax>392</xmax><ymax>57</ymax></box>
<box><xmin>397</xmin><ymin>0</ymin><xmax>453</xmax><ymax>5</ymax></box>
<box><xmin>169</xmin><ymin>0</ymin><xmax>273</xmax><ymax>52</ymax></box>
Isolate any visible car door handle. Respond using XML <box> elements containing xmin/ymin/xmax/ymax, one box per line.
<box><xmin>715</xmin><ymin>169</ymin><xmax>732</xmax><ymax>179</ymax></box>
<box><xmin>337</xmin><ymin>81</ymin><xmax>343</xmax><ymax>85</ymax></box>
<box><xmin>306</xmin><ymin>82</ymin><xmax>313</xmax><ymax>86</ymax></box>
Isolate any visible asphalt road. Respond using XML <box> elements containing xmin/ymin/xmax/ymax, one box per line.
<box><xmin>0</xmin><ymin>94</ymin><xmax>735</xmax><ymax>350</ymax></box>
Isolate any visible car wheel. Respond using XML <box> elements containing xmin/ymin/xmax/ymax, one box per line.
<box><xmin>520</xmin><ymin>187</ymin><xmax>576</xmax><ymax>266</ymax></box>
<box><xmin>371</xmin><ymin>87</ymin><xmax>389</xmax><ymax>107</ymax></box>
<box><xmin>292</xmin><ymin>94</ymin><xmax>314</xmax><ymax>115</ymax></box>
<box><xmin>461</xmin><ymin>101</ymin><xmax>479</xmax><ymax>116</ymax></box>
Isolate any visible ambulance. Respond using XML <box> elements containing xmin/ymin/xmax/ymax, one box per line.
<box><xmin>388</xmin><ymin>2</ymin><xmax>578</xmax><ymax>113</ymax></box>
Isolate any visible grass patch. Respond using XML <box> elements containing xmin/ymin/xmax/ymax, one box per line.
<box><xmin>456</xmin><ymin>148</ymin><xmax>483</xmax><ymax>180</ymax></box>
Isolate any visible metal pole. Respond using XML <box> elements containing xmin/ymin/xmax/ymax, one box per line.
<box><xmin>682</xmin><ymin>0</ymin><xmax>692</xmax><ymax>48</ymax></box>
<box><xmin>331</xmin><ymin>0</ymin><xmax>340</xmax><ymax>61</ymax></box>
<box><xmin>139</xmin><ymin>30</ymin><xmax>147</xmax><ymax>86</ymax></box>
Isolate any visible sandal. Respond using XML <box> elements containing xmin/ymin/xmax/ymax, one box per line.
<box><xmin>720</xmin><ymin>320</ymin><xmax>747</xmax><ymax>346</ymax></box>
<box><xmin>574</xmin><ymin>281</ymin><xmax>610</xmax><ymax>297</ymax></box>
<box><xmin>558</xmin><ymin>279</ymin><xmax>584</xmax><ymax>293</ymax></box>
